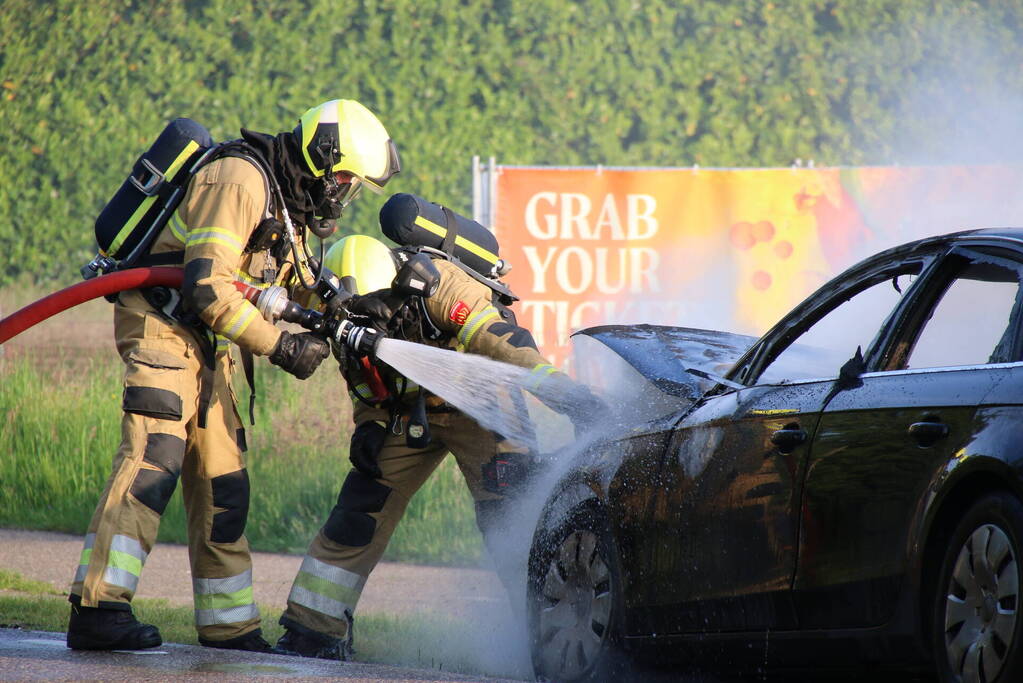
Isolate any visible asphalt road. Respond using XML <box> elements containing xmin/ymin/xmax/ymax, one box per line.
<box><xmin>0</xmin><ymin>529</ymin><xmax>526</xmax><ymax>682</ymax></box>
<box><xmin>0</xmin><ymin>628</ymin><xmax>520</xmax><ymax>682</ymax></box>
<box><xmin>0</xmin><ymin>529</ymin><xmax>506</xmax><ymax>622</ymax></box>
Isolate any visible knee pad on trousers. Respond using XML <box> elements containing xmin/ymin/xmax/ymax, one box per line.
<box><xmin>210</xmin><ymin>469</ymin><xmax>250</xmax><ymax>543</ymax></box>
<box><xmin>322</xmin><ymin>470</ymin><xmax>391</xmax><ymax>547</ymax></box>
<box><xmin>130</xmin><ymin>433</ymin><xmax>185</xmax><ymax>515</ymax></box>
<box><xmin>123</xmin><ymin>386</ymin><xmax>183</xmax><ymax>421</ymax></box>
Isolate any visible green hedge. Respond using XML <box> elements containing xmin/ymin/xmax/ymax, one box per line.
<box><xmin>1</xmin><ymin>0</ymin><xmax>1021</xmax><ymax>285</ymax></box>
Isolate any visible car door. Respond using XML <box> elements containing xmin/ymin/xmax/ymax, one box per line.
<box><xmin>793</xmin><ymin>247</ymin><xmax>1023</xmax><ymax>628</ymax></box>
<box><xmin>648</xmin><ymin>256</ymin><xmax>926</xmax><ymax>635</ymax></box>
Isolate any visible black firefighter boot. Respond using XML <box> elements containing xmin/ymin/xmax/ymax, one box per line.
<box><xmin>274</xmin><ymin>618</ymin><xmax>348</xmax><ymax>660</ymax></box>
<box><xmin>66</xmin><ymin>604</ymin><xmax>162</xmax><ymax>650</ymax></box>
<box><xmin>199</xmin><ymin>628</ymin><xmax>274</xmax><ymax>652</ymax></box>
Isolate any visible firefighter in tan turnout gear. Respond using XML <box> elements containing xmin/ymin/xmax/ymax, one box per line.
<box><xmin>274</xmin><ymin>231</ymin><xmax>607</xmax><ymax>660</ymax></box>
<box><xmin>67</xmin><ymin>100</ymin><xmax>400</xmax><ymax>652</ymax></box>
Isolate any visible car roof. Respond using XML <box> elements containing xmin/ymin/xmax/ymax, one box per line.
<box><xmin>812</xmin><ymin>227</ymin><xmax>1023</xmax><ymax>290</ymax></box>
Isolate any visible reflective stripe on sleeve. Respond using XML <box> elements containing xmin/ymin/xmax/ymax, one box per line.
<box><xmin>193</xmin><ymin>569</ymin><xmax>258</xmax><ymax>626</ymax></box>
<box><xmin>169</xmin><ymin>213</ymin><xmax>187</xmax><ymax>244</ymax></box>
<box><xmin>186</xmin><ymin>227</ymin><xmax>244</xmax><ymax>254</ymax></box>
<box><xmin>287</xmin><ymin>556</ymin><xmax>366</xmax><ymax>621</ymax></box>
<box><xmin>529</xmin><ymin>363</ymin><xmax>558</xmax><ymax>389</ymax></box>
<box><xmin>457</xmin><ymin>307</ymin><xmax>500</xmax><ymax>347</ymax></box>
<box><xmin>224</xmin><ymin>305</ymin><xmax>259</xmax><ymax>340</ymax></box>
<box><xmin>234</xmin><ymin>268</ymin><xmax>269</xmax><ymax>288</ymax></box>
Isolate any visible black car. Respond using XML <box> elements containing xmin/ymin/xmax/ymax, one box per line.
<box><xmin>527</xmin><ymin>229</ymin><xmax>1023</xmax><ymax>683</ymax></box>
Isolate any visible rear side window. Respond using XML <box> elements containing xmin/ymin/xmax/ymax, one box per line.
<box><xmin>905</xmin><ymin>259</ymin><xmax>1023</xmax><ymax>369</ymax></box>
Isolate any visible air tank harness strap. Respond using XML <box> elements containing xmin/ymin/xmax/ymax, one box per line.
<box><xmin>240</xmin><ymin>349</ymin><xmax>256</xmax><ymax>426</ymax></box>
<box><xmin>440</xmin><ymin>206</ymin><xmax>458</xmax><ymax>256</ymax></box>
<box><xmin>133</xmin><ymin>251</ymin><xmax>186</xmax><ymax>267</ymax></box>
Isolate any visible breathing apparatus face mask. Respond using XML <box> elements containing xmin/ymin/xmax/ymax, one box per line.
<box><xmin>307</xmin><ymin>172</ymin><xmax>364</xmax><ymax>239</ymax></box>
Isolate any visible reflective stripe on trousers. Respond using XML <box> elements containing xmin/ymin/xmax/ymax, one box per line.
<box><xmin>73</xmin><ymin>533</ymin><xmax>148</xmax><ymax>594</ymax></box>
<box><xmin>193</xmin><ymin>569</ymin><xmax>258</xmax><ymax>626</ymax></box>
<box><xmin>287</xmin><ymin>556</ymin><xmax>366</xmax><ymax>621</ymax></box>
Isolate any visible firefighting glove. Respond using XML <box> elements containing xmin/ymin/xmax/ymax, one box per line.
<box><xmin>348</xmin><ymin>292</ymin><xmax>395</xmax><ymax>331</ymax></box>
<box><xmin>350</xmin><ymin>420</ymin><xmax>387</xmax><ymax>479</ymax></box>
<box><xmin>535</xmin><ymin>372</ymin><xmax>612</xmax><ymax>438</ymax></box>
<box><xmin>269</xmin><ymin>330</ymin><xmax>330</xmax><ymax>380</ymax></box>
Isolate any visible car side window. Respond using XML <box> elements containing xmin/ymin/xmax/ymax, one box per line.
<box><xmin>755</xmin><ymin>269</ymin><xmax>919</xmax><ymax>385</ymax></box>
<box><xmin>903</xmin><ymin>260</ymin><xmax>1023</xmax><ymax>369</ymax></box>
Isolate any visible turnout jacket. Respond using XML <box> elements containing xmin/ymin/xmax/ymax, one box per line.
<box><xmin>145</xmin><ymin>155</ymin><xmax>308</xmax><ymax>355</ymax></box>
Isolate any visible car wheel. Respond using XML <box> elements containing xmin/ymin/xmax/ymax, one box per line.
<box><xmin>932</xmin><ymin>491</ymin><xmax>1023</xmax><ymax>683</ymax></box>
<box><xmin>528</xmin><ymin>505</ymin><xmax>624</xmax><ymax>682</ymax></box>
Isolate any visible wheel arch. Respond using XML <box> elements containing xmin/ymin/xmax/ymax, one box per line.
<box><xmin>529</xmin><ymin>477</ymin><xmax>607</xmax><ymax>574</ymax></box>
<box><xmin>916</xmin><ymin>462</ymin><xmax>1023</xmax><ymax>648</ymax></box>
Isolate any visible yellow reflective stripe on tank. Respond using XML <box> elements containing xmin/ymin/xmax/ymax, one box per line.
<box><xmin>457</xmin><ymin>307</ymin><xmax>500</xmax><ymax>347</ymax></box>
<box><xmin>169</xmin><ymin>212</ymin><xmax>187</xmax><ymax>244</ymax></box>
<box><xmin>224</xmin><ymin>305</ymin><xmax>258</xmax><ymax>340</ymax></box>
<box><xmin>187</xmin><ymin>226</ymin><xmax>244</xmax><ymax>255</ymax></box>
<box><xmin>287</xmin><ymin>556</ymin><xmax>366</xmax><ymax>620</ymax></box>
<box><xmin>413</xmin><ymin>215</ymin><xmax>499</xmax><ymax>265</ymax></box>
<box><xmin>107</xmin><ymin>140</ymin><xmax>200</xmax><ymax>256</ymax></box>
<box><xmin>194</xmin><ymin>570</ymin><xmax>258</xmax><ymax>626</ymax></box>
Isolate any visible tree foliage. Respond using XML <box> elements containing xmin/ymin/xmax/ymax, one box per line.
<box><xmin>1</xmin><ymin>0</ymin><xmax>1021</xmax><ymax>284</ymax></box>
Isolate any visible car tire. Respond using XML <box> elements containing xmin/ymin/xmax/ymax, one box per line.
<box><xmin>932</xmin><ymin>491</ymin><xmax>1023</xmax><ymax>683</ymax></box>
<box><xmin>527</xmin><ymin>504</ymin><xmax>626</xmax><ymax>682</ymax></box>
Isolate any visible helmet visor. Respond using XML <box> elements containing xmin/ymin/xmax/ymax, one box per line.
<box><xmin>321</xmin><ymin>172</ymin><xmax>364</xmax><ymax>213</ymax></box>
<box><xmin>360</xmin><ymin>139</ymin><xmax>401</xmax><ymax>193</ymax></box>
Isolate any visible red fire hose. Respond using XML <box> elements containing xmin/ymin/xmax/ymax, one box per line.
<box><xmin>0</xmin><ymin>268</ymin><xmax>186</xmax><ymax>345</ymax></box>
<box><xmin>0</xmin><ymin>267</ymin><xmax>390</xmax><ymax>403</ymax></box>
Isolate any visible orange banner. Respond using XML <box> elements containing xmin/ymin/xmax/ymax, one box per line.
<box><xmin>493</xmin><ymin>165</ymin><xmax>1023</xmax><ymax>367</ymax></box>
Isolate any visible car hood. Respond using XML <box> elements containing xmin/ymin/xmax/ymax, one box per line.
<box><xmin>572</xmin><ymin>324</ymin><xmax>756</xmax><ymax>403</ymax></box>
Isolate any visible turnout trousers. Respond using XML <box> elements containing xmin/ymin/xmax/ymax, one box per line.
<box><xmin>69</xmin><ymin>290</ymin><xmax>259</xmax><ymax>641</ymax></box>
<box><xmin>281</xmin><ymin>406</ymin><xmax>519</xmax><ymax>640</ymax></box>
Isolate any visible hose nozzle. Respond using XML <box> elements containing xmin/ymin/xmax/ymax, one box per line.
<box><xmin>334</xmin><ymin>320</ymin><xmax>382</xmax><ymax>357</ymax></box>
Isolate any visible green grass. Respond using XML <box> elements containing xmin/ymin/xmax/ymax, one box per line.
<box><xmin>0</xmin><ymin>352</ymin><xmax>483</xmax><ymax>565</ymax></box>
<box><xmin>0</xmin><ymin>570</ymin><xmax>526</xmax><ymax>679</ymax></box>
<box><xmin>0</xmin><ymin>569</ymin><xmax>62</xmax><ymax>595</ymax></box>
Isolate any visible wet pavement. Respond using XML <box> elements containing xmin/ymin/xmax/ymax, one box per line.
<box><xmin>0</xmin><ymin>628</ymin><xmax>519</xmax><ymax>682</ymax></box>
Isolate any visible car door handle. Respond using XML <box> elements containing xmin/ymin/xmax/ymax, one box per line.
<box><xmin>908</xmin><ymin>419</ymin><xmax>949</xmax><ymax>447</ymax></box>
<box><xmin>770</xmin><ymin>424</ymin><xmax>807</xmax><ymax>454</ymax></box>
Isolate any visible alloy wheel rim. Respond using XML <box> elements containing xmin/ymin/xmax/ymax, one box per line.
<box><xmin>537</xmin><ymin>529</ymin><xmax>613</xmax><ymax>680</ymax></box>
<box><xmin>944</xmin><ymin>523</ymin><xmax>1019</xmax><ymax>683</ymax></box>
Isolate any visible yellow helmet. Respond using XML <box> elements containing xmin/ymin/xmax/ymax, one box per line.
<box><xmin>296</xmin><ymin>99</ymin><xmax>400</xmax><ymax>193</ymax></box>
<box><xmin>323</xmin><ymin>235</ymin><xmax>397</xmax><ymax>295</ymax></box>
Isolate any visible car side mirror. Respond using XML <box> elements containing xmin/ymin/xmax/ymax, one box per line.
<box><xmin>391</xmin><ymin>252</ymin><xmax>441</xmax><ymax>299</ymax></box>
<box><xmin>835</xmin><ymin>347</ymin><xmax>865</xmax><ymax>391</ymax></box>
